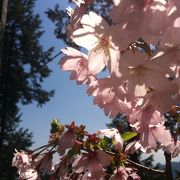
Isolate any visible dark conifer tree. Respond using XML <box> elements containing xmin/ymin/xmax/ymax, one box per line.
<box><xmin>0</xmin><ymin>0</ymin><xmax>54</xmax><ymax>178</ymax></box>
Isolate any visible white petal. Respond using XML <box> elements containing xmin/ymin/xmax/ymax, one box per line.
<box><xmin>88</xmin><ymin>46</ymin><xmax>106</xmax><ymax>74</ymax></box>
<box><xmin>73</xmin><ymin>28</ymin><xmax>99</xmax><ymax>50</ymax></box>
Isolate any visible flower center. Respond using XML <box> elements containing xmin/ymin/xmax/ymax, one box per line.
<box><xmin>100</xmin><ymin>36</ymin><xmax>109</xmax><ymax>47</ymax></box>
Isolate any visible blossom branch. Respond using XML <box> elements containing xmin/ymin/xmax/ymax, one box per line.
<box><xmin>32</xmin><ymin>142</ymin><xmax>55</xmax><ymax>153</ymax></box>
<box><xmin>83</xmin><ymin>146</ymin><xmax>166</xmax><ymax>175</ymax></box>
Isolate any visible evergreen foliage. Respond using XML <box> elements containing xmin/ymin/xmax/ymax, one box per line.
<box><xmin>0</xmin><ymin>0</ymin><xmax>54</xmax><ymax>178</ymax></box>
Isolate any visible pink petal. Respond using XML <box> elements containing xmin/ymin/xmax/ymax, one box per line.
<box><xmin>88</xmin><ymin>158</ymin><xmax>104</xmax><ymax>179</ymax></box>
<box><xmin>108</xmin><ymin>46</ymin><xmax>120</xmax><ymax>74</ymax></box>
<box><xmin>96</xmin><ymin>150</ymin><xmax>112</xmax><ymax>167</ymax></box>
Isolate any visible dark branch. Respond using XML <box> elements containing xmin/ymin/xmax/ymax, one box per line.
<box><xmin>126</xmin><ymin>159</ymin><xmax>165</xmax><ymax>175</ymax></box>
<box><xmin>164</xmin><ymin>152</ymin><xmax>173</xmax><ymax>180</ymax></box>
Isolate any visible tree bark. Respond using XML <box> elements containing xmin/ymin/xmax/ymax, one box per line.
<box><xmin>0</xmin><ymin>0</ymin><xmax>8</xmax><ymax>69</ymax></box>
<box><xmin>0</xmin><ymin>0</ymin><xmax>8</xmax><ymax>175</ymax></box>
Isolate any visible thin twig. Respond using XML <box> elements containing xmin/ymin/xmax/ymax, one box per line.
<box><xmin>31</xmin><ymin>51</ymin><xmax>63</xmax><ymax>74</ymax></box>
<box><xmin>32</xmin><ymin>143</ymin><xmax>54</xmax><ymax>153</ymax></box>
<box><xmin>49</xmin><ymin>51</ymin><xmax>62</xmax><ymax>61</ymax></box>
<box><xmin>126</xmin><ymin>159</ymin><xmax>165</xmax><ymax>175</ymax></box>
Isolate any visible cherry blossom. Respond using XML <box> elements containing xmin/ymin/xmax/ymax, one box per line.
<box><xmin>141</xmin><ymin>82</ymin><xmax>180</xmax><ymax>114</ymax></box>
<box><xmin>12</xmin><ymin>150</ymin><xmax>32</xmax><ymax>169</ymax></box>
<box><xmin>87</xmin><ymin>77</ymin><xmax>132</xmax><ymax>118</ymax></box>
<box><xmin>60</xmin><ymin>47</ymin><xmax>96</xmax><ymax>85</ymax></box>
<box><xmin>72</xmin><ymin>11</ymin><xmax>120</xmax><ymax>74</ymax></box>
<box><xmin>128</xmin><ymin>106</ymin><xmax>173</xmax><ymax>151</ymax></box>
<box><xmin>58</xmin><ymin>128</ymin><xmax>76</xmax><ymax>155</ymax></box>
<box><xmin>152</xmin><ymin>46</ymin><xmax>180</xmax><ymax>79</ymax></box>
<box><xmin>128</xmin><ymin>105</ymin><xmax>165</xmax><ymax>127</ymax></box>
<box><xmin>109</xmin><ymin>166</ymin><xmax>140</xmax><ymax>180</ymax></box>
<box><xmin>110</xmin><ymin>0</ymin><xmax>169</xmax><ymax>43</ymax></box>
<box><xmin>54</xmin><ymin>155</ymin><xmax>76</xmax><ymax>179</ymax></box>
<box><xmin>125</xmin><ymin>140</ymin><xmax>146</xmax><ymax>154</ymax></box>
<box><xmin>37</xmin><ymin>153</ymin><xmax>54</xmax><ymax>174</ymax></box>
<box><xmin>58</xmin><ymin>121</ymin><xmax>77</xmax><ymax>155</ymax></box>
<box><xmin>66</xmin><ymin>3</ymin><xmax>87</xmax><ymax>38</ymax></box>
<box><xmin>12</xmin><ymin>150</ymin><xmax>38</xmax><ymax>180</ymax></box>
<box><xmin>72</xmin><ymin>150</ymin><xmax>111</xmax><ymax>179</ymax></box>
<box><xmin>135</xmin><ymin>125</ymin><xmax>172</xmax><ymax>152</ymax></box>
<box><xmin>18</xmin><ymin>168</ymin><xmax>38</xmax><ymax>180</ymax></box>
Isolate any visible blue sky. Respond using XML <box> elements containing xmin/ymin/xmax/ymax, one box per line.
<box><xmin>20</xmin><ymin>0</ymin><xmax>109</xmax><ymax>148</ymax></box>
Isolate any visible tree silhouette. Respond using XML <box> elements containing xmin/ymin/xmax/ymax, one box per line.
<box><xmin>0</xmin><ymin>0</ymin><xmax>54</xmax><ymax>178</ymax></box>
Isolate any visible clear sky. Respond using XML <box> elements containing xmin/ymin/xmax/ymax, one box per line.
<box><xmin>20</xmin><ymin>0</ymin><xmax>109</xmax><ymax>148</ymax></box>
<box><xmin>20</xmin><ymin>0</ymin><xmax>179</xmax><ymax>165</ymax></box>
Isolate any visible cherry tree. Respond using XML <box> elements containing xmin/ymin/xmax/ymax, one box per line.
<box><xmin>12</xmin><ymin>0</ymin><xmax>180</xmax><ymax>179</ymax></box>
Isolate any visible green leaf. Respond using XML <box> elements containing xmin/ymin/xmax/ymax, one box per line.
<box><xmin>50</xmin><ymin>118</ymin><xmax>64</xmax><ymax>134</ymax></box>
<box><xmin>122</xmin><ymin>131</ymin><xmax>137</xmax><ymax>141</ymax></box>
<box><xmin>98</xmin><ymin>136</ymin><xmax>112</xmax><ymax>150</ymax></box>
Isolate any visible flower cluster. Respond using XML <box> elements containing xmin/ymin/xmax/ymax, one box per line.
<box><xmin>12</xmin><ymin>150</ymin><xmax>38</xmax><ymax>180</ymax></box>
<box><xmin>60</xmin><ymin>0</ymin><xmax>180</xmax><ymax>153</ymax></box>
<box><xmin>12</xmin><ymin>0</ymin><xmax>180</xmax><ymax>179</ymax></box>
<box><xmin>12</xmin><ymin>120</ymin><xmax>142</xmax><ymax>180</ymax></box>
